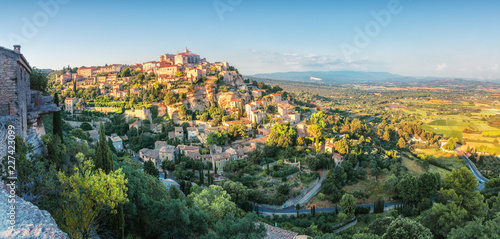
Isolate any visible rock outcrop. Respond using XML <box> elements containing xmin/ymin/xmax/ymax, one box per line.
<box><xmin>0</xmin><ymin>182</ymin><xmax>68</xmax><ymax>238</ymax></box>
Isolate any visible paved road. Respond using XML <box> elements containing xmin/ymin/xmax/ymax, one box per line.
<box><xmin>365</xmin><ymin>115</ymin><xmax>379</xmax><ymax>123</ymax></box>
<box><xmin>459</xmin><ymin>154</ymin><xmax>487</xmax><ymax>191</ymax></box>
<box><xmin>258</xmin><ymin>199</ymin><xmax>404</xmax><ymax>215</ymax></box>
<box><xmin>296</xmin><ymin>169</ymin><xmax>327</xmax><ymax>206</ymax></box>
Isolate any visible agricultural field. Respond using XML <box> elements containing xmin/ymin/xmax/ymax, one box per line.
<box><xmin>420</xmin><ymin>115</ymin><xmax>500</xmax><ymax>139</ymax></box>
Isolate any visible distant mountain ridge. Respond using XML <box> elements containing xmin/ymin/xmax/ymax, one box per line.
<box><xmin>247</xmin><ymin>71</ymin><xmax>500</xmax><ymax>86</ymax></box>
<box><xmin>247</xmin><ymin>71</ymin><xmax>420</xmax><ymax>84</ymax></box>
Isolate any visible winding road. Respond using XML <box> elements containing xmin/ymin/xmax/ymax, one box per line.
<box><xmin>258</xmin><ymin>151</ymin><xmax>489</xmax><ymax>215</ymax></box>
<box><xmin>458</xmin><ymin>153</ymin><xmax>488</xmax><ymax>191</ymax></box>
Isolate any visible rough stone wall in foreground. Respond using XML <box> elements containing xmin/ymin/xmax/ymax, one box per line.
<box><xmin>0</xmin><ymin>182</ymin><xmax>69</xmax><ymax>238</ymax></box>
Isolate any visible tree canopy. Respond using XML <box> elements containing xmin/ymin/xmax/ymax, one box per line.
<box><xmin>189</xmin><ymin>185</ymin><xmax>241</xmax><ymax>223</ymax></box>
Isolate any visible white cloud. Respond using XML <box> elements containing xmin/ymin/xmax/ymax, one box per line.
<box><xmin>436</xmin><ymin>63</ymin><xmax>448</xmax><ymax>71</ymax></box>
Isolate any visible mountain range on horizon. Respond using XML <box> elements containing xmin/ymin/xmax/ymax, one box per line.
<box><xmin>247</xmin><ymin>71</ymin><xmax>500</xmax><ymax>85</ymax></box>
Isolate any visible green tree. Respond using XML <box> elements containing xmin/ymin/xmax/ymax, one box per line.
<box><xmin>95</xmin><ymin>122</ymin><xmax>113</xmax><ymax>173</ymax></box>
<box><xmin>382</xmin><ymin>131</ymin><xmax>391</xmax><ymax>141</ymax></box>
<box><xmin>307</xmin><ymin>123</ymin><xmax>322</xmax><ymax>140</ymax></box>
<box><xmin>189</xmin><ymin>185</ymin><xmax>240</xmax><ymax>223</ymax></box>
<box><xmin>53</xmin><ymin>93</ymin><xmax>64</xmax><ymax>143</ymax></box>
<box><xmin>369</xmin><ymin>217</ymin><xmax>394</xmax><ymax>236</ymax></box>
<box><xmin>43</xmin><ymin>134</ymin><xmax>66</xmax><ymax>171</ymax></box>
<box><xmin>144</xmin><ymin>160</ymin><xmax>159</xmax><ymax>179</ymax></box>
<box><xmin>443</xmin><ymin>137</ymin><xmax>457</xmax><ymax>150</ymax></box>
<box><xmin>199</xmin><ymin>163</ymin><xmax>204</xmax><ymax>185</ymax></box>
<box><xmin>117</xmin><ymin>160</ymin><xmax>191</xmax><ymax>238</ymax></box>
<box><xmin>266</xmin><ymin>123</ymin><xmax>297</xmax><ymax>148</ymax></box>
<box><xmin>30</xmin><ymin>69</ymin><xmax>48</xmax><ymax>92</ymax></box>
<box><xmin>201</xmin><ymin>213</ymin><xmax>266</xmax><ymax>239</ymax></box>
<box><xmin>443</xmin><ymin>167</ymin><xmax>477</xmax><ymax>195</ymax></box>
<box><xmin>340</xmin><ymin>193</ymin><xmax>357</xmax><ymax>218</ymax></box>
<box><xmin>383</xmin><ymin>174</ymin><xmax>399</xmax><ymax>194</ymax></box>
<box><xmin>178</xmin><ymin>105</ymin><xmax>187</xmax><ymax>120</ymax></box>
<box><xmin>382</xmin><ymin>218</ymin><xmax>432</xmax><ymax>239</ymax></box>
<box><xmin>420</xmin><ymin>167</ymin><xmax>487</xmax><ymax>237</ymax></box>
<box><xmin>80</xmin><ymin>122</ymin><xmax>93</xmax><ymax>131</ymax></box>
<box><xmin>441</xmin><ymin>167</ymin><xmax>487</xmax><ymax>218</ymax></box>
<box><xmin>228</xmin><ymin>124</ymin><xmax>248</xmax><ymax>139</ymax></box>
<box><xmin>296</xmin><ymin>204</ymin><xmax>301</xmax><ymax>217</ymax></box>
<box><xmin>397</xmin><ymin>175</ymin><xmax>419</xmax><ymax>204</ymax></box>
<box><xmin>161</xmin><ymin>159</ymin><xmax>173</xmax><ymax>179</ymax></box>
<box><xmin>58</xmin><ymin>153</ymin><xmax>129</xmax><ymax>239</ymax></box>
<box><xmin>221</xmin><ymin>180</ymin><xmax>248</xmax><ymax>205</ymax></box>
<box><xmin>206</xmin><ymin>130</ymin><xmax>229</xmax><ymax>146</ymax></box>
<box><xmin>164</xmin><ymin>91</ymin><xmax>177</xmax><ymax>105</ymax></box>
<box><xmin>397</xmin><ymin>137</ymin><xmax>406</xmax><ymax>148</ymax></box>
<box><xmin>417</xmin><ymin>172</ymin><xmax>440</xmax><ymax>199</ymax></box>
<box><xmin>153</xmin><ymin>199</ymin><xmax>209</xmax><ymax>238</ymax></box>
<box><xmin>420</xmin><ymin>202</ymin><xmax>469</xmax><ymax>238</ymax></box>
<box><xmin>448</xmin><ymin>214</ymin><xmax>500</xmax><ymax>239</ymax></box>
<box><xmin>334</xmin><ymin>138</ymin><xmax>349</xmax><ymax>155</ymax></box>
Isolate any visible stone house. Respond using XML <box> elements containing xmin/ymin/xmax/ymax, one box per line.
<box><xmin>88</xmin><ymin>129</ymin><xmax>99</xmax><ymax>142</ymax></box>
<box><xmin>155</xmin><ymin>141</ymin><xmax>169</xmax><ymax>150</ymax></box>
<box><xmin>65</xmin><ymin>98</ymin><xmax>79</xmax><ymax>114</ymax></box>
<box><xmin>77</xmin><ymin>67</ymin><xmax>96</xmax><ymax>78</ymax></box>
<box><xmin>289</xmin><ymin>113</ymin><xmax>301</xmax><ymax>125</ymax></box>
<box><xmin>139</xmin><ymin>148</ymin><xmax>161</xmax><ymax>169</ymax></box>
<box><xmin>187</xmin><ymin>127</ymin><xmax>198</xmax><ymax>140</ymax></box>
<box><xmin>277</xmin><ymin>102</ymin><xmax>295</xmax><ymax>116</ymax></box>
<box><xmin>111</xmin><ymin>136</ymin><xmax>124</xmax><ymax>151</ymax></box>
<box><xmin>159</xmin><ymin>146</ymin><xmax>177</xmax><ymax>161</ymax></box>
<box><xmin>270</xmin><ymin>93</ymin><xmax>282</xmax><ymax>104</ymax></box>
<box><xmin>333</xmin><ymin>153</ymin><xmax>344</xmax><ymax>166</ymax></box>
<box><xmin>0</xmin><ymin>45</ymin><xmax>60</xmax><ymax>159</ymax></box>
<box><xmin>175</xmin><ymin>127</ymin><xmax>184</xmax><ymax>139</ymax></box>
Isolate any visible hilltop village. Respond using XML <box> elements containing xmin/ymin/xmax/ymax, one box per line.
<box><xmin>54</xmin><ymin>49</ymin><xmax>306</xmax><ymax>172</ymax></box>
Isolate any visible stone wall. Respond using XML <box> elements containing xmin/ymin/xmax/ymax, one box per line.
<box><xmin>0</xmin><ymin>46</ymin><xmax>31</xmax><ymax>160</ymax></box>
<box><xmin>0</xmin><ymin>46</ymin><xmax>59</xmax><ymax>160</ymax></box>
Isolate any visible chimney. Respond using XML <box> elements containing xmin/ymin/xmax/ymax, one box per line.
<box><xmin>13</xmin><ymin>45</ymin><xmax>21</xmax><ymax>54</ymax></box>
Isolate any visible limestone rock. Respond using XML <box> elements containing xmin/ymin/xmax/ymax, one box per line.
<box><xmin>0</xmin><ymin>182</ymin><xmax>68</xmax><ymax>238</ymax></box>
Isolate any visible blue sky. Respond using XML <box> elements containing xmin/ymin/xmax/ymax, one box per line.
<box><xmin>1</xmin><ymin>0</ymin><xmax>499</xmax><ymax>79</ymax></box>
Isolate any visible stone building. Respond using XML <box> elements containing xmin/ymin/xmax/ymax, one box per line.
<box><xmin>174</xmin><ymin>48</ymin><xmax>201</xmax><ymax>65</ymax></box>
<box><xmin>0</xmin><ymin>45</ymin><xmax>60</xmax><ymax>159</ymax></box>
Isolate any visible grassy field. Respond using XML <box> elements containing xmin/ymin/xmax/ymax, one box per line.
<box><xmin>342</xmin><ymin>173</ymin><xmax>392</xmax><ymax>205</ymax></box>
<box><xmin>413</xmin><ymin>148</ymin><xmax>466</xmax><ymax>170</ymax></box>
<box><xmin>401</xmin><ymin>154</ymin><xmax>455</xmax><ymax>179</ymax></box>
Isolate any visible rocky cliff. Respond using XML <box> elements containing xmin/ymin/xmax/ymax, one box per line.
<box><xmin>0</xmin><ymin>182</ymin><xmax>68</xmax><ymax>238</ymax></box>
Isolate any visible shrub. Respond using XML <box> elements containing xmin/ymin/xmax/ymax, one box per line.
<box><xmin>318</xmin><ymin>193</ymin><xmax>326</xmax><ymax>201</ymax></box>
<box><xmin>355</xmin><ymin>206</ymin><xmax>371</xmax><ymax>215</ymax></box>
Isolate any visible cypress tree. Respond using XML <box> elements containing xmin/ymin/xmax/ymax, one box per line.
<box><xmin>267</xmin><ymin>161</ymin><xmax>270</xmax><ymax>175</ymax></box>
<box><xmin>53</xmin><ymin>93</ymin><xmax>64</xmax><ymax>143</ymax></box>
<box><xmin>111</xmin><ymin>206</ymin><xmax>125</xmax><ymax>239</ymax></box>
<box><xmin>96</xmin><ymin>122</ymin><xmax>121</xmax><ymax>237</ymax></box>
<box><xmin>73</xmin><ymin>79</ymin><xmax>77</xmax><ymax>92</ymax></box>
<box><xmin>95</xmin><ymin>122</ymin><xmax>113</xmax><ymax>173</ymax></box>
<box><xmin>207</xmin><ymin>170</ymin><xmax>211</xmax><ymax>185</ymax></box>
<box><xmin>199</xmin><ymin>164</ymin><xmax>204</xmax><ymax>185</ymax></box>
